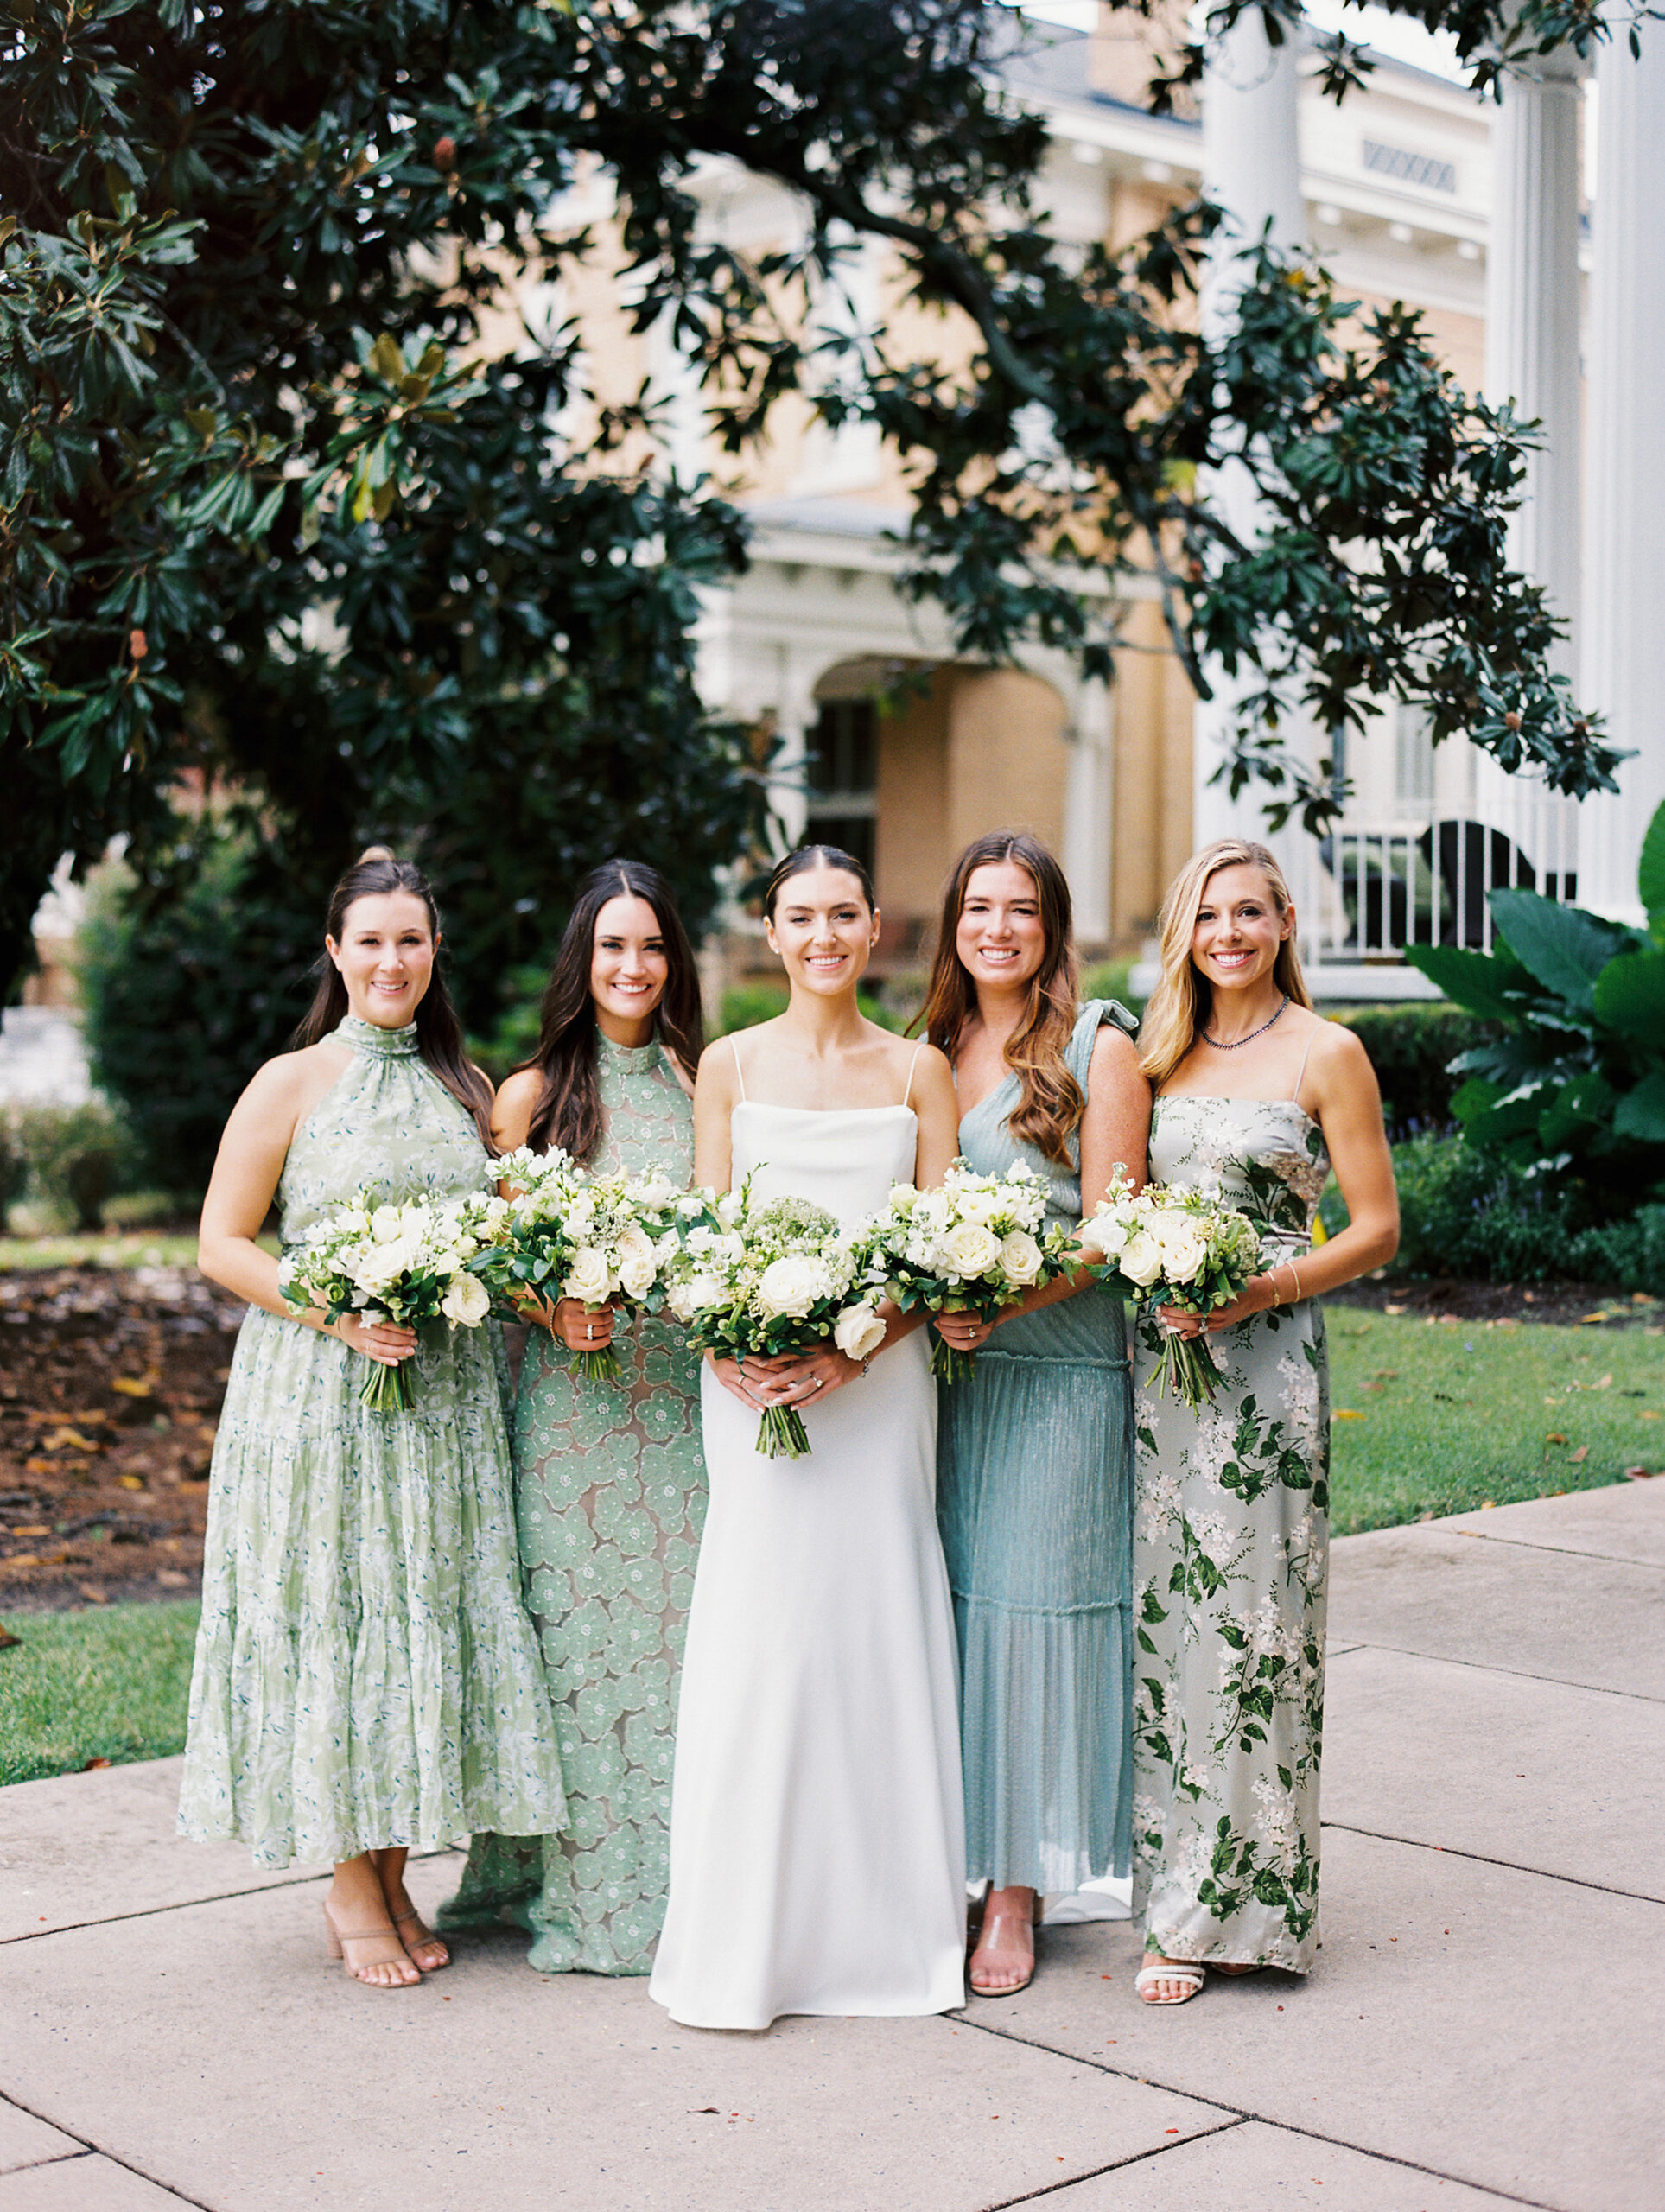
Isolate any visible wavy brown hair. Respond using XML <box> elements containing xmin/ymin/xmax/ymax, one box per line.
<box><xmin>519</xmin><ymin>860</ymin><xmax>703</xmax><ymax>1161</ymax></box>
<box><xmin>1139</xmin><ymin>839</ymin><xmax>1314</xmax><ymax>1089</ymax></box>
<box><xmin>291</xmin><ymin>847</ymin><xmax>495</xmax><ymax>1146</ymax></box>
<box><xmin>912</xmin><ymin>831</ymin><xmax>1082</xmax><ymax>1166</ymax></box>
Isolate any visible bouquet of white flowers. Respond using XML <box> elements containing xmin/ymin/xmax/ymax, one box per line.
<box><xmin>857</xmin><ymin>1160</ymin><xmax>1075</xmax><ymax>1383</ymax></box>
<box><xmin>663</xmin><ymin>1185</ymin><xmax>886</xmax><ymax>1459</ymax></box>
<box><xmin>476</xmin><ymin>1147</ymin><xmax>679</xmax><ymax>1381</ymax></box>
<box><xmin>1077</xmin><ymin>1179</ymin><xmax>1262</xmax><ymax>1408</ymax></box>
<box><xmin>278</xmin><ymin>1188</ymin><xmax>496</xmax><ymax>1412</ymax></box>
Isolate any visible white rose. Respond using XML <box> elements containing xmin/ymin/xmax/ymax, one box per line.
<box><xmin>370</xmin><ymin>1205</ymin><xmax>404</xmax><ymax>1243</ymax></box>
<box><xmin>943</xmin><ymin>1222</ymin><xmax>1001</xmax><ymax>1278</ymax></box>
<box><xmin>834</xmin><ymin>1302</ymin><xmax>887</xmax><ymax>1362</ymax></box>
<box><xmin>441</xmin><ymin>1273</ymin><xmax>491</xmax><ymax>1327</ymax></box>
<box><xmin>353</xmin><ymin>1238</ymin><xmax>417</xmax><ymax>1291</ymax></box>
<box><xmin>616</xmin><ymin>1224</ymin><xmax>654</xmax><ymax>1265</ymax></box>
<box><xmin>756</xmin><ymin>1254</ymin><xmax>822</xmax><ymax>1319</ymax></box>
<box><xmin>1119</xmin><ymin>1230</ymin><xmax>1165</xmax><ymax>1287</ymax></box>
<box><xmin>563</xmin><ymin>1246</ymin><xmax>615</xmax><ymax>1305</ymax></box>
<box><xmin>997</xmin><ymin>1230</ymin><xmax>1043</xmax><ymax>1286</ymax></box>
<box><xmin>955</xmin><ymin>1189</ymin><xmax>999</xmax><ymax>1228</ymax></box>
<box><xmin>1159</xmin><ymin>1224</ymin><xmax>1208</xmax><ymax>1283</ymax></box>
<box><xmin>618</xmin><ymin>1249</ymin><xmax>658</xmax><ymax>1300</ymax></box>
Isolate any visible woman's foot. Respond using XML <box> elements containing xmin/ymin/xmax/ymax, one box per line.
<box><xmin>390</xmin><ymin>1902</ymin><xmax>450</xmax><ymax>1974</ymax></box>
<box><xmin>969</xmin><ymin>1885</ymin><xmax>1039</xmax><ymax>1998</ymax></box>
<box><xmin>1134</xmin><ymin>1954</ymin><xmax>1205</xmax><ymax>2005</ymax></box>
<box><xmin>322</xmin><ymin>1895</ymin><xmax>420</xmax><ymax>1988</ymax></box>
<box><xmin>371</xmin><ymin>1847</ymin><xmax>449</xmax><ymax>1973</ymax></box>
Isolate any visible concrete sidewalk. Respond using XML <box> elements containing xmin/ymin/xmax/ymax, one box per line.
<box><xmin>3</xmin><ymin>1484</ymin><xmax>1662</xmax><ymax>2212</ymax></box>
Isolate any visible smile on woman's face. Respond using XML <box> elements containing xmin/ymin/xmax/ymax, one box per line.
<box><xmin>590</xmin><ymin>893</ymin><xmax>670</xmax><ymax>1046</ymax></box>
<box><xmin>956</xmin><ymin>861</ymin><xmax>1045</xmax><ymax>995</ymax></box>
<box><xmin>1190</xmin><ymin>864</ymin><xmax>1290</xmax><ymax>997</ymax></box>
<box><xmin>327</xmin><ymin>892</ymin><xmax>435</xmax><ymax>1029</ymax></box>
<box><xmin>766</xmin><ymin>864</ymin><xmax>879</xmax><ymax>995</ymax></box>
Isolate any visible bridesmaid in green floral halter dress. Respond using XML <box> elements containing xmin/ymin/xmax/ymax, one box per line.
<box><xmin>442</xmin><ymin>860</ymin><xmax>708</xmax><ymax>1974</ymax></box>
<box><xmin>181</xmin><ymin>850</ymin><xmax>565</xmax><ymax>1990</ymax></box>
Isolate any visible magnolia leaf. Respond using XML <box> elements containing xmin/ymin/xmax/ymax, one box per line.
<box><xmin>1488</xmin><ymin>892</ymin><xmax>1632</xmax><ymax>1014</ymax></box>
<box><xmin>369</xmin><ymin>332</ymin><xmax>404</xmax><ymax>385</ymax></box>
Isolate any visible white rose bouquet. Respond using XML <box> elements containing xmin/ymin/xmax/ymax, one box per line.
<box><xmin>857</xmin><ymin>1160</ymin><xmax>1074</xmax><ymax>1383</ymax></box>
<box><xmin>1077</xmin><ymin>1179</ymin><xmax>1262</xmax><ymax>1408</ymax></box>
<box><xmin>663</xmin><ymin>1185</ymin><xmax>886</xmax><ymax>1460</ymax></box>
<box><xmin>277</xmin><ymin>1188</ymin><xmax>496</xmax><ymax>1413</ymax></box>
<box><xmin>473</xmin><ymin>1148</ymin><xmax>683</xmax><ymax>1382</ymax></box>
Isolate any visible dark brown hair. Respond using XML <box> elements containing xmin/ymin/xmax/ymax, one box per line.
<box><xmin>763</xmin><ymin>842</ymin><xmax>875</xmax><ymax>919</ymax></box>
<box><xmin>912</xmin><ymin>831</ymin><xmax>1082</xmax><ymax>1166</ymax></box>
<box><xmin>291</xmin><ymin>847</ymin><xmax>495</xmax><ymax>1146</ymax></box>
<box><xmin>519</xmin><ymin>860</ymin><xmax>703</xmax><ymax>1161</ymax></box>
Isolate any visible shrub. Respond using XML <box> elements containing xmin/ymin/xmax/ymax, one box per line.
<box><xmin>1320</xmin><ymin>1130</ymin><xmax>1665</xmax><ymax>1290</ymax></box>
<box><xmin>1405</xmin><ymin>798</ymin><xmax>1665</xmax><ymax>1214</ymax></box>
<box><xmin>11</xmin><ymin>1099</ymin><xmax>136</xmax><ymax>1230</ymax></box>
<box><xmin>1330</xmin><ymin>1003</ymin><xmax>1497</xmax><ymax>1140</ymax></box>
<box><xmin>1081</xmin><ymin>957</ymin><xmax>1143</xmax><ymax>1017</ymax></box>
<box><xmin>78</xmin><ymin>824</ymin><xmax>321</xmax><ymax>1195</ymax></box>
<box><xmin>0</xmin><ymin>1116</ymin><xmax>29</xmax><ymax>1230</ymax></box>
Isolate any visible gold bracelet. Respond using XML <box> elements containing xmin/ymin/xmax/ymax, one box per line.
<box><xmin>1285</xmin><ymin>1261</ymin><xmax>1301</xmax><ymax>1305</ymax></box>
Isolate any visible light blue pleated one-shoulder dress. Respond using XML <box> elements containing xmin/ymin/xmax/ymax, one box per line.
<box><xmin>936</xmin><ymin>999</ymin><xmax>1140</xmax><ymax>1896</ymax></box>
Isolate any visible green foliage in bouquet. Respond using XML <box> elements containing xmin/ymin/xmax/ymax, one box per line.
<box><xmin>1405</xmin><ymin>800</ymin><xmax>1665</xmax><ymax>1212</ymax></box>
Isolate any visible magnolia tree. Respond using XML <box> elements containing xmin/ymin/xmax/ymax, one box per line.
<box><xmin>1</xmin><ymin>0</ymin><xmax>1638</xmax><ymax>1034</ymax></box>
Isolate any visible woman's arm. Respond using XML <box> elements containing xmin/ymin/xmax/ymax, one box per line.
<box><xmin>937</xmin><ymin>1024</ymin><xmax>1153</xmax><ymax>1351</ymax></box>
<box><xmin>197</xmin><ymin>1053</ymin><xmax>416</xmax><ymax>1369</ymax></box>
<box><xmin>692</xmin><ymin>1037</ymin><xmax>739</xmax><ymax>1193</ymax></box>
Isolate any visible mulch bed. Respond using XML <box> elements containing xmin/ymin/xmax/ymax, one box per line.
<box><xmin>1326</xmin><ymin>1277</ymin><xmax>1664</xmax><ymax>1329</ymax></box>
<box><xmin>0</xmin><ymin>1266</ymin><xmax>242</xmax><ymax>1613</ymax></box>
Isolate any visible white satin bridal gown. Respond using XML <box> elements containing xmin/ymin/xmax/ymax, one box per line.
<box><xmin>649</xmin><ymin>1069</ymin><xmax>967</xmax><ymax>2030</ymax></box>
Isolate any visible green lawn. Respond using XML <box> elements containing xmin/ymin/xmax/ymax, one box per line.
<box><xmin>2</xmin><ymin>1313</ymin><xmax>1658</xmax><ymax>1787</ymax></box>
<box><xmin>0</xmin><ymin>1600</ymin><xmax>200</xmax><ymax>1785</ymax></box>
<box><xmin>1327</xmin><ymin>1310</ymin><xmax>1661</xmax><ymax>1534</ymax></box>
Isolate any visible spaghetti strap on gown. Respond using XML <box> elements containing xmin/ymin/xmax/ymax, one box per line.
<box><xmin>649</xmin><ymin>1095</ymin><xmax>967</xmax><ymax>2029</ymax></box>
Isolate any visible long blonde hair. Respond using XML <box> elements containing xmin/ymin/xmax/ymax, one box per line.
<box><xmin>1139</xmin><ymin>840</ymin><xmax>1313</xmax><ymax>1088</ymax></box>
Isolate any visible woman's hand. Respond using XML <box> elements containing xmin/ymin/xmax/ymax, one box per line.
<box><xmin>331</xmin><ymin>1314</ymin><xmax>419</xmax><ymax>1368</ymax></box>
<box><xmin>1156</xmin><ymin>1274</ymin><xmax>1279</xmax><ymax>1338</ymax></box>
<box><xmin>934</xmin><ymin>1308</ymin><xmax>997</xmax><ymax>1354</ymax></box>
<box><xmin>549</xmin><ymin>1298</ymin><xmax>616</xmax><ymax>1353</ymax></box>
<box><xmin>709</xmin><ymin>1344</ymin><xmax>865</xmax><ymax>1410</ymax></box>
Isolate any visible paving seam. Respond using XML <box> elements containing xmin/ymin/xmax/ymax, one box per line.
<box><xmin>1322</xmin><ymin>1637</ymin><xmax>1665</xmax><ymax>1704</ymax></box>
<box><xmin>1319</xmin><ymin>1820</ymin><xmax>1665</xmax><ymax>1905</ymax></box>
<box><xmin>0</xmin><ymin>1847</ymin><xmax>466</xmax><ymax>1948</ymax></box>
<box><xmin>0</xmin><ymin>2095</ymin><xmax>214</xmax><ymax>2209</ymax></box>
<box><xmin>976</xmin><ymin>2113</ymin><xmax>1248</xmax><ymax>2209</ymax></box>
<box><xmin>1443</xmin><ymin>1529</ymin><xmax>1665</xmax><ymax>1567</ymax></box>
<box><xmin>950</xmin><ymin>2013</ymin><xmax>1570</xmax><ymax>2212</ymax></box>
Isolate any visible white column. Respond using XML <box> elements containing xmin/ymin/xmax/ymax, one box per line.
<box><xmin>1580</xmin><ymin>34</ymin><xmax>1665</xmax><ymax>921</ymax></box>
<box><xmin>1475</xmin><ymin>47</ymin><xmax>1584</xmax><ymax>905</ymax></box>
<box><xmin>1192</xmin><ymin>14</ymin><xmax>1305</xmax><ymax>852</ymax></box>
<box><xmin>1061</xmin><ymin>677</ymin><xmax>1115</xmax><ymax>944</ymax></box>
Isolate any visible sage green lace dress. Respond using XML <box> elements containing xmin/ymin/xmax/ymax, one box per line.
<box><xmin>1130</xmin><ymin>1096</ymin><xmax>1331</xmax><ymax>1972</ymax></box>
<box><xmin>441</xmin><ymin>1034</ymin><xmax>708</xmax><ymax>1974</ymax></box>
<box><xmin>936</xmin><ymin>1001</ymin><xmax>1140</xmax><ymax>1896</ymax></box>
<box><xmin>177</xmin><ymin>1015</ymin><xmax>566</xmax><ymax>1871</ymax></box>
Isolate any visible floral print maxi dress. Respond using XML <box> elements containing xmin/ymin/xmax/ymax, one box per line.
<box><xmin>177</xmin><ymin>1014</ymin><xmax>566</xmax><ymax>1870</ymax></box>
<box><xmin>1130</xmin><ymin>1096</ymin><xmax>1331</xmax><ymax>1972</ymax></box>
<box><xmin>442</xmin><ymin>1034</ymin><xmax>708</xmax><ymax>1973</ymax></box>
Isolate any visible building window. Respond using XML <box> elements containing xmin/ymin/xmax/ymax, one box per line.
<box><xmin>1362</xmin><ymin>140</ymin><xmax>1457</xmax><ymax>194</ymax></box>
<box><xmin>804</xmin><ymin>698</ymin><xmax>877</xmax><ymax>879</ymax></box>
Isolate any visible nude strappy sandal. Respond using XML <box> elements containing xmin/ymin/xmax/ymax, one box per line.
<box><xmin>1135</xmin><ymin>1957</ymin><xmax>1206</xmax><ymax>2005</ymax></box>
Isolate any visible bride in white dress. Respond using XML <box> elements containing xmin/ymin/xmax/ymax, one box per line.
<box><xmin>650</xmin><ymin>845</ymin><xmax>968</xmax><ymax>2030</ymax></box>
